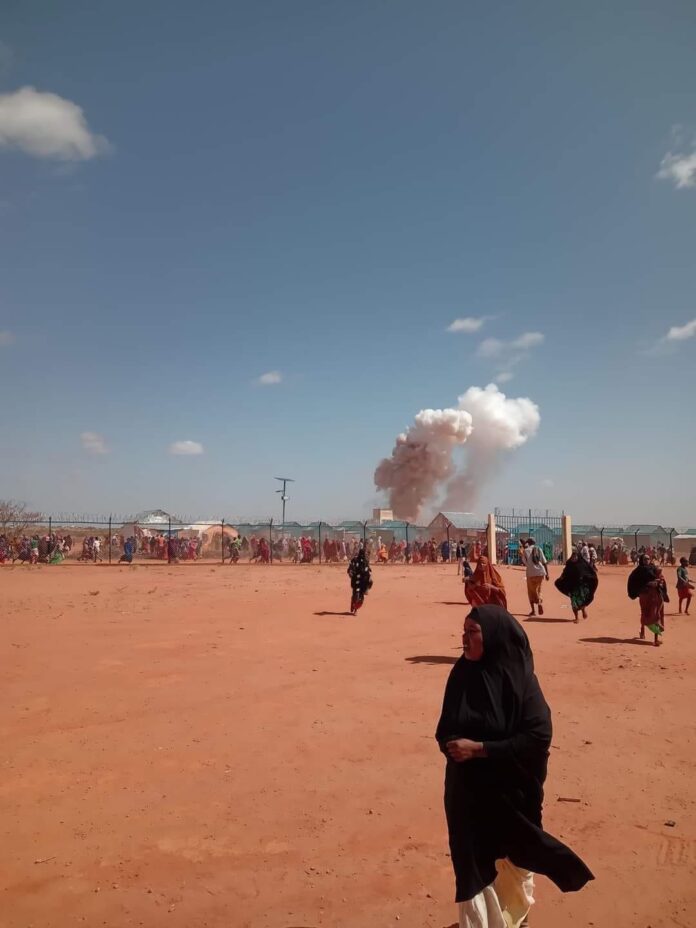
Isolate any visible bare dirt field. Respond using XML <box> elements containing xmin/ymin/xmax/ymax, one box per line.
<box><xmin>1</xmin><ymin>562</ymin><xmax>695</xmax><ymax>928</ymax></box>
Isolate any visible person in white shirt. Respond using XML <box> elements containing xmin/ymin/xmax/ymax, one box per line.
<box><xmin>588</xmin><ymin>544</ymin><xmax>598</xmax><ymax>570</ymax></box>
<box><xmin>521</xmin><ymin>538</ymin><xmax>549</xmax><ymax>617</ymax></box>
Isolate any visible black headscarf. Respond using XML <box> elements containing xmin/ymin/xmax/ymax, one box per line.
<box><xmin>436</xmin><ymin>605</ymin><xmax>593</xmax><ymax>903</ymax></box>
<box><xmin>347</xmin><ymin>548</ymin><xmax>371</xmax><ymax>593</ymax></box>
<box><xmin>555</xmin><ymin>553</ymin><xmax>599</xmax><ymax>604</ymax></box>
<box><xmin>627</xmin><ymin>555</ymin><xmax>658</xmax><ymax>600</ymax></box>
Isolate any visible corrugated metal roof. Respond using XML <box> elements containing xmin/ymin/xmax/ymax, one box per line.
<box><xmin>624</xmin><ymin>524</ymin><xmax>676</xmax><ymax>534</ymax></box>
<box><xmin>133</xmin><ymin>509</ymin><xmax>184</xmax><ymax>526</ymax></box>
<box><xmin>431</xmin><ymin>511</ymin><xmax>485</xmax><ymax>529</ymax></box>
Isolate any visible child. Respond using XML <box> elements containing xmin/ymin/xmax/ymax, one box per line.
<box><xmin>677</xmin><ymin>557</ymin><xmax>694</xmax><ymax>615</ymax></box>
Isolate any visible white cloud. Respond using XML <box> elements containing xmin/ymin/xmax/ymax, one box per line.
<box><xmin>477</xmin><ymin>331</ymin><xmax>544</xmax><ymax>364</ymax></box>
<box><xmin>257</xmin><ymin>370</ymin><xmax>283</xmax><ymax>385</ymax></box>
<box><xmin>0</xmin><ymin>86</ymin><xmax>109</xmax><ymax>161</ymax></box>
<box><xmin>0</xmin><ymin>330</ymin><xmax>15</xmax><ymax>346</ymax></box>
<box><xmin>495</xmin><ymin>371</ymin><xmax>514</xmax><ymax>384</ymax></box>
<box><xmin>665</xmin><ymin>318</ymin><xmax>696</xmax><ymax>341</ymax></box>
<box><xmin>81</xmin><ymin>431</ymin><xmax>108</xmax><ymax>455</ymax></box>
<box><xmin>511</xmin><ymin>331</ymin><xmax>544</xmax><ymax>350</ymax></box>
<box><xmin>169</xmin><ymin>440</ymin><xmax>204</xmax><ymax>456</ymax></box>
<box><xmin>541</xmin><ymin>477</ymin><xmax>554</xmax><ymax>488</ymax></box>
<box><xmin>447</xmin><ymin>317</ymin><xmax>485</xmax><ymax>334</ymax></box>
<box><xmin>657</xmin><ymin>150</ymin><xmax>696</xmax><ymax>189</ymax></box>
<box><xmin>477</xmin><ymin>337</ymin><xmax>504</xmax><ymax>359</ymax></box>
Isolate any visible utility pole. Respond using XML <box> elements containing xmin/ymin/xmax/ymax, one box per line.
<box><xmin>274</xmin><ymin>477</ymin><xmax>295</xmax><ymax>532</ymax></box>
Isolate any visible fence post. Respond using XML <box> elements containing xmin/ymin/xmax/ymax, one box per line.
<box><xmin>108</xmin><ymin>516</ymin><xmax>112</xmax><ymax>565</ymax></box>
<box><xmin>600</xmin><ymin>528</ymin><xmax>604</xmax><ymax>563</ymax></box>
<box><xmin>561</xmin><ymin>514</ymin><xmax>572</xmax><ymax>562</ymax></box>
<box><xmin>48</xmin><ymin>516</ymin><xmax>52</xmax><ymax>540</ymax></box>
<box><xmin>405</xmin><ymin>522</ymin><xmax>410</xmax><ymax>564</ymax></box>
<box><xmin>318</xmin><ymin>522</ymin><xmax>322</xmax><ymax>564</ymax></box>
<box><xmin>168</xmin><ymin>516</ymin><xmax>172</xmax><ymax>564</ymax></box>
<box><xmin>269</xmin><ymin>519</ymin><xmax>273</xmax><ymax>564</ymax></box>
<box><xmin>221</xmin><ymin>519</ymin><xmax>225</xmax><ymax>565</ymax></box>
<box><xmin>634</xmin><ymin>530</ymin><xmax>639</xmax><ymax>554</ymax></box>
<box><xmin>487</xmin><ymin>513</ymin><xmax>497</xmax><ymax>565</ymax></box>
<box><xmin>362</xmin><ymin>521</ymin><xmax>367</xmax><ymax>543</ymax></box>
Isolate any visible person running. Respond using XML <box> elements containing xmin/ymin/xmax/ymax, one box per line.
<box><xmin>119</xmin><ymin>537</ymin><xmax>135</xmax><ymax>564</ymax></box>
<box><xmin>436</xmin><ymin>605</ymin><xmax>593</xmax><ymax>928</ymax></box>
<box><xmin>455</xmin><ymin>540</ymin><xmax>466</xmax><ymax>575</ymax></box>
<box><xmin>588</xmin><ymin>544</ymin><xmax>598</xmax><ymax>570</ymax></box>
<box><xmin>677</xmin><ymin>557</ymin><xmax>694</xmax><ymax>615</ymax></box>
<box><xmin>555</xmin><ymin>551</ymin><xmax>598</xmax><ymax>623</ymax></box>
<box><xmin>464</xmin><ymin>555</ymin><xmax>507</xmax><ymax>609</ymax></box>
<box><xmin>347</xmin><ymin>546</ymin><xmax>372</xmax><ymax>615</ymax></box>
<box><xmin>628</xmin><ymin>555</ymin><xmax>668</xmax><ymax>646</ymax></box>
<box><xmin>522</xmin><ymin>538</ymin><xmax>549</xmax><ymax>617</ymax></box>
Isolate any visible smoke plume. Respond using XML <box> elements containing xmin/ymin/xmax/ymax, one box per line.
<box><xmin>374</xmin><ymin>383</ymin><xmax>540</xmax><ymax>521</ymax></box>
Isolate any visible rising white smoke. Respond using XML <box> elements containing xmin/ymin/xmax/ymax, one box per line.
<box><xmin>374</xmin><ymin>383</ymin><xmax>540</xmax><ymax>521</ymax></box>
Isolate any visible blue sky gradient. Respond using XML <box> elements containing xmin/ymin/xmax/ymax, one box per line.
<box><xmin>1</xmin><ymin>1</ymin><xmax>695</xmax><ymax>523</ymax></box>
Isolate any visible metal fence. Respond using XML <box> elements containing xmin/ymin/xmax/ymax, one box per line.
<box><xmin>3</xmin><ymin>508</ymin><xmax>686</xmax><ymax>567</ymax></box>
<box><xmin>494</xmin><ymin>509</ymin><xmax>565</xmax><ymax>565</ymax></box>
<box><xmin>0</xmin><ymin>514</ymin><xmax>441</xmax><ymax>566</ymax></box>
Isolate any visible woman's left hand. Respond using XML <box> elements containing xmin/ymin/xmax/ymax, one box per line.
<box><xmin>446</xmin><ymin>739</ymin><xmax>485</xmax><ymax>762</ymax></box>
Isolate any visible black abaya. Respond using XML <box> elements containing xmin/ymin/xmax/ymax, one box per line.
<box><xmin>436</xmin><ymin>605</ymin><xmax>593</xmax><ymax>903</ymax></box>
<box><xmin>555</xmin><ymin>555</ymin><xmax>599</xmax><ymax>604</ymax></box>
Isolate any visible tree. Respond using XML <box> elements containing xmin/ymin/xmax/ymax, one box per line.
<box><xmin>0</xmin><ymin>500</ymin><xmax>44</xmax><ymax>535</ymax></box>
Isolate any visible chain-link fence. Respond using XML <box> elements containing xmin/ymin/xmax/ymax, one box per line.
<box><xmin>570</xmin><ymin>522</ymin><xmax>683</xmax><ymax>565</ymax></box>
<box><xmin>2</xmin><ymin>507</ymin><xmax>688</xmax><ymax>567</ymax></box>
<box><xmin>494</xmin><ymin>509</ymin><xmax>565</xmax><ymax>565</ymax></box>
<box><xmin>0</xmin><ymin>512</ymin><xmax>447</xmax><ymax>566</ymax></box>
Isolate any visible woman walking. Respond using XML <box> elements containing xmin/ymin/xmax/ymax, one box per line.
<box><xmin>628</xmin><ymin>555</ymin><xmax>668</xmax><ymax>646</ymax></box>
<box><xmin>436</xmin><ymin>605</ymin><xmax>593</xmax><ymax>927</ymax></box>
<box><xmin>521</xmin><ymin>539</ymin><xmax>549</xmax><ymax>617</ymax></box>
<box><xmin>347</xmin><ymin>546</ymin><xmax>372</xmax><ymax>615</ymax></box>
<box><xmin>464</xmin><ymin>556</ymin><xmax>508</xmax><ymax>609</ymax></box>
<box><xmin>677</xmin><ymin>558</ymin><xmax>694</xmax><ymax>615</ymax></box>
<box><xmin>555</xmin><ymin>551</ymin><xmax>598</xmax><ymax>622</ymax></box>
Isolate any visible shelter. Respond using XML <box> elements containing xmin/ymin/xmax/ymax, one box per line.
<box><xmin>118</xmin><ymin>509</ymin><xmax>184</xmax><ymax>539</ymax></box>
<box><xmin>622</xmin><ymin>524</ymin><xmax>676</xmax><ymax>549</ymax></box>
<box><xmin>673</xmin><ymin>534</ymin><xmax>696</xmax><ymax>561</ymax></box>
<box><xmin>571</xmin><ymin>524</ymin><xmax>602</xmax><ymax>544</ymax></box>
<box><xmin>428</xmin><ymin>512</ymin><xmax>487</xmax><ymax>545</ymax></box>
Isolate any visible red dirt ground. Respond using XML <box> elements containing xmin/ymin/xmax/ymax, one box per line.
<box><xmin>1</xmin><ymin>562</ymin><xmax>694</xmax><ymax>928</ymax></box>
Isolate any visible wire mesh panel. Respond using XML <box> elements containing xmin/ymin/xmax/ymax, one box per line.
<box><xmin>0</xmin><ymin>508</ymin><xmax>678</xmax><ymax>569</ymax></box>
<box><xmin>494</xmin><ymin>509</ymin><xmax>565</xmax><ymax>565</ymax></box>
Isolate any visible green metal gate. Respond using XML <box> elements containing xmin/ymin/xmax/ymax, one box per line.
<box><xmin>494</xmin><ymin>509</ymin><xmax>565</xmax><ymax>565</ymax></box>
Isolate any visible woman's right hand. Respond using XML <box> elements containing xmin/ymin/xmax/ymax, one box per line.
<box><xmin>446</xmin><ymin>739</ymin><xmax>485</xmax><ymax>762</ymax></box>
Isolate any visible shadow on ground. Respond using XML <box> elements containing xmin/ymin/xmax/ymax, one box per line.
<box><xmin>524</xmin><ymin>616</ymin><xmax>573</xmax><ymax>624</ymax></box>
<box><xmin>579</xmin><ymin>636</ymin><xmax>654</xmax><ymax>646</ymax></box>
<box><xmin>314</xmin><ymin>611</ymin><xmax>353</xmax><ymax>617</ymax></box>
<box><xmin>405</xmin><ymin>655</ymin><xmax>458</xmax><ymax>665</ymax></box>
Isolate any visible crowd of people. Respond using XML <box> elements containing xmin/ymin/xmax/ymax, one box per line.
<box><xmin>223</xmin><ymin>534</ymin><xmax>481</xmax><ymax>565</ymax></box>
<box><xmin>435</xmin><ymin>543</ymin><xmax>693</xmax><ymax>923</ymax></box>
<box><xmin>460</xmin><ymin>533</ymin><xmax>693</xmax><ymax>647</ymax></box>
<box><xmin>0</xmin><ymin>532</ymin><xmax>73</xmax><ymax>565</ymax></box>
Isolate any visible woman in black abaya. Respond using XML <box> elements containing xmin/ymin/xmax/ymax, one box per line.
<box><xmin>555</xmin><ymin>551</ymin><xmax>599</xmax><ymax>622</ymax></box>
<box><xmin>436</xmin><ymin>605</ymin><xmax>593</xmax><ymax>927</ymax></box>
<box><xmin>347</xmin><ymin>546</ymin><xmax>372</xmax><ymax>615</ymax></box>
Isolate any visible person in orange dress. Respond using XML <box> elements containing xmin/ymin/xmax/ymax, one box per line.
<box><xmin>464</xmin><ymin>556</ymin><xmax>507</xmax><ymax>609</ymax></box>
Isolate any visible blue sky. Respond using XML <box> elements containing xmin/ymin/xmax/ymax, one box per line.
<box><xmin>1</xmin><ymin>1</ymin><xmax>695</xmax><ymax>524</ymax></box>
